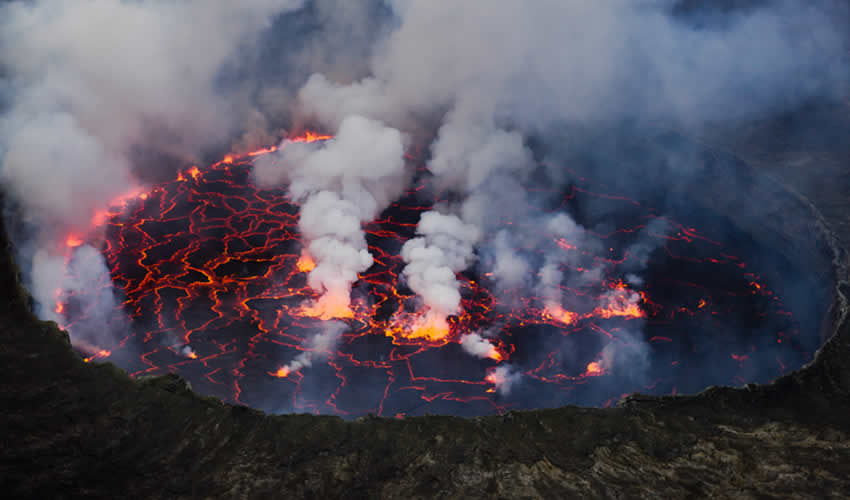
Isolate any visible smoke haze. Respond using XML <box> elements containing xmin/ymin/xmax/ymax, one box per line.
<box><xmin>1</xmin><ymin>0</ymin><xmax>846</xmax><ymax>413</ymax></box>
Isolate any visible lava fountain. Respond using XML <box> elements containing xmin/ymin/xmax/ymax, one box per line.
<box><xmin>52</xmin><ymin>133</ymin><xmax>816</xmax><ymax>417</ymax></box>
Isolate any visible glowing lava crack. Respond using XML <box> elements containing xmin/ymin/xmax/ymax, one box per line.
<box><xmin>53</xmin><ymin>135</ymin><xmax>808</xmax><ymax>417</ymax></box>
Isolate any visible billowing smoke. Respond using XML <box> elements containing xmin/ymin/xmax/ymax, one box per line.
<box><xmin>254</xmin><ymin>115</ymin><xmax>407</xmax><ymax>316</ymax></box>
<box><xmin>274</xmin><ymin>320</ymin><xmax>347</xmax><ymax>377</ymax></box>
<box><xmin>1</xmin><ymin>0</ymin><xmax>846</xmax><ymax>410</ymax></box>
<box><xmin>536</xmin><ymin>214</ymin><xmax>599</xmax><ymax>316</ymax></box>
<box><xmin>33</xmin><ymin>244</ymin><xmax>126</xmax><ymax>354</ymax></box>
<box><xmin>0</xmin><ymin>0</ymin><xmax>305</xmax><ymax>338</ymax></box>
<box><xmin>1</xmin><ymin>0</ymin><xmax>307</xmax><ymax>232</ymax></box>
<box><xmin>460</xmin><ymin>332</ymin><xmax>500</xmax><ymax>361</ymax></box>
<box><xmin>623</xmin><ymin>218</ymin><xmax>674</xmax><ymax>288</ymax></box>
<box><xmin>486</xmin><ymin>365</ymin><xmax>522</xmax><ymax>396</ymax></box>
<box><xmin>295</xmin><ymin>0</ymin><xmax>847</xmax><ymax>350</ymax></box>
<box><xmin>399</xmin><ymin>211</ymin><xmax>480</xmax><ymax>338</ymax></box>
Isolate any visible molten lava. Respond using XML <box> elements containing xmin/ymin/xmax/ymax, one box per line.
<box><xmin>593</xmin><ymin>289</ymin><xmax>644</xmax><ymax>320</ymax></box>
<box><xmin>83</xmin><ymin>350</ymin><xmax>112</xmax><ymax>363</ymax></box>
<box><xmin>296</xmin><ymin>252</ymin><xmax>316</xmax><ymax>273</ymax></box>
<box><xmin>487</xmin><ymin>347</ymin><xmax>503</xmax><ymax>362</ymax></box>
<box><xmin>52</xmin><ymin>132</ymin><xmax>808</xmax><ymax>417</ymax></box>
<box><xmin>65</xmin><ymin>234</ymin><xmax>84</xmax><ymax>248</ymax></box>
<box><xmin>585</xmin><ymin>361</ymin><xmax>604</xmax><ymax>376</ymax></box>
<box><xmin>293</xmin><ymin>131</ymin><xmax>333</xmax><ymax>143</ymax></box>
<box><xmin>390</xmin><ymin>312</ymin><xmax>452</xmax><ymax>343</ymax></box>
<box><xmin>545</xmin><ymin>305</ymin><xmax>579</xmax><ymax>325</ymax></box>
<box><xmin>299</xmin><ymin>293</ymin><xmax>355</xmax><ymax>320</ymax></box>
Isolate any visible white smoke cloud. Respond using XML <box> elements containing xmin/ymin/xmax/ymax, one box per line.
<box><xmin>625</xmin><ymin>274</ymin><xmax>645</xmax><ymax>288</ymax></box>
<box><xmin>486</xmin><ymin>364</ymin><xmax>521</xmax><ymax>396</ymax></box>
<box><xmin>179</xmin><ymin>345</ymin><xmax>197</xmax><ymax>359</ymax></box>
<box><xmin>1</xmin><ymin>113</ymin><xmax>131</xmax><ymax>234</ymax></box>
<box><xmin>29</xmin><ymin>248</ymin><xmax>66</xmax><ymax>325</ymax></box>
<box><xmin>300</xmin><ymin>1</ymin><xmax>847</xmax><ymax>138</ymax></box>
<box><xmin>0</xmin><ymin>0</ymin><xmax>306</xmax><ymax>232</ymax></box>
<box><xmin>622</xmin><ymin>218</ymin><xmax>673</xmax><ymax>276</ymax></box>
<box><xmin>536</xmin><ymin>213</ymin><xmax>601</xmax><ymax>311</ymax></box>
<box><xmin>460</xmin><ymin>332</ymin><xmax>499</xmax><ymax>360</ymax></box>
<box><xmin>297</xmin><ymin>191</ymin><xmax>373</xmax><ymax>314</ymax></box>
<box><xmin>428</xmin><ymin>106</ymin><xmax>534</xmax><ymax>193</ymax></box>
<box><xmin>600</xmin><ymin>333</ymin><xmax>651</xmax><ymax>384</ymax></box>
<box><xmin>0</xmin><ymin>0</ymin><xmax>307</xmax><ymax>343</ymax></box>
<box><xmin>254</xmin><ymin>115</ymin><xmax>407</xmax><ymax>217</ymax></box>
<box><xmin>400</xmin><ymin>211</ymin><xmax>480</xmax><ymax>320</ymax></box>
<box><xmin>34</xmin><ymin>244</ymin><xmax>126</xmax><ymax>350</ymax></box>
<box><xmin>254</xmin><ymin>115</ymin><xmax>407</xmax><ymax>314</ymax></box>
<box><xmin>1</xmin><ymin>0</ymin><xmax>846</xmax><ymax>405</ymax></box>
<box><xmin>298</xmin><ymin>0</ymin><xmax>850</xmax><ymax>324</ymax></box>
<box><xmin>296</xmin><ymin>1</ymin><xmax>847</xmax><ymax>321</ymax></box>
<box><xmin>489</xmin><ymin>230</ymin><xmax>531</xmax><ymax>291</ymax></box>
<box><xmin>279</xmin><ymin>320</ymin><xmax>347</xmax><ymax>374</ymax></box>
<box><xmin>298</xmin><ymin>74</ymin><xmax>396</xmax><ymax>131</ymax></box>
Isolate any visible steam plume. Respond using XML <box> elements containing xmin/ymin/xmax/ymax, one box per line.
<box><xmin>399</xmin><ymin>211</ymin><xmax>479</xmax><ymax>338</ymax></box>
<box><xmin>294</xmin><ymin>0</ymin><xmax>846</xmax><ymax>367</ymax></box>
<box><xmin>274</xmin><ymin>321</ymin><xmax>347</xmax><ymax>377</ymax></box>
<box><xmin>254</xmin><ymin>115</ymin><xmax>407</xmax><ymax>316</ymax></box>
<box><xmin>460</xmin><ymin>332</ymin><xmax>501</xmax><ymax>361</ymax></box>
<box><xmin>0</xmin><ymin>0</ymin><xmax>306</xmax><ymax>337</ymax></box>
<box><xmin>1</xmin><ymin>0</ymin><xmax>846</xmax><ymax>409</ymax></box>
<box><xmin>486</xmin><ymin>365</ymin><xmax>521</xmax><ymax>396</ymax></box>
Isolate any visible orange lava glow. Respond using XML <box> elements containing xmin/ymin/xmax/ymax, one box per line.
<box><xmin>555</xmin><ymin>238</ymin><xmax>576</xmax><ymax>251</ymax></box>
<box><xmin>585</xmin><ymin>361</ymin><xmax>604</xmax><ymax>376</ymax></box>
<box><xmin>484</xmin><ymin>370</ymin><xmax>508</xmax><ymax>388</ymax></box>
<box><xmin>83</xmin><ymin>350</ymin><xmax>111</xmax><ymax>363</ymax></box>
<box><xmin>594</xmin><ymin>302</ymin><xmax>643</xmax><ymax>319</ymax></box>
<box><xmin>300</xmin><ymin>293</ymin><xmax>355</xmax><ymax>320</ymax></box>
<box><xmin>216</xmin><ymin>131</ymin><xmax>330</xmax><ymax>166</ymax></box>
<box><xmin>178</xmin><ymin>166</ymin><xmax>203</xmax><ymax>182</ymax></box>
<box><xmin>48</xmin><ymin>135</ymin><xmax>804</xmax><ymax>417</ymax></box>
<box><xmin>65</xmin><ymin>234</ymin><xmax>83</xmax><ymax>248</ymax></box>
<box><xmin>90</xmin><ymin>186</ymin><xmax>148</xmax><ymax>226</ymax></box>
<box><xmin>296</xmin><ymin>252</ymin><xmax>316</xmax><ymax>273</ymax></box>
<box><xmin>593</xmin><ymin>289</ymin><xmax>645</xmax><ymax>319</ymax></box>
<box><xmin>292</xmin><ymin>131</ymin><xmax>333</xmax><ymax>143</ymax></box>
<box><xmin>399</xmin><ymin>313</ymin><xmax>451</xmax><ymax>342</ymax></box>
<box><xmin>545</xmin><ymin>305</ymin><xmax>578</xmax><ymax>325</ymax></box>
<box><xmin>247</xmin><ymin>145</ymin><xmax>278</xmax><ymax>157</ymax></box>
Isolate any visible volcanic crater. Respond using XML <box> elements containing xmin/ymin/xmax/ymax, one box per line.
<box><xmin>52</xmin><ymin>131</ymin><xmax>833</xmax><ymax>418</ymax></box>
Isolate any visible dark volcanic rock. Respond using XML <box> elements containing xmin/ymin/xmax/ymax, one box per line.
<box><xmin>2</xmin><ymin>104</ymin><xmax>850</xmax><ymax>498</ymax></box>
